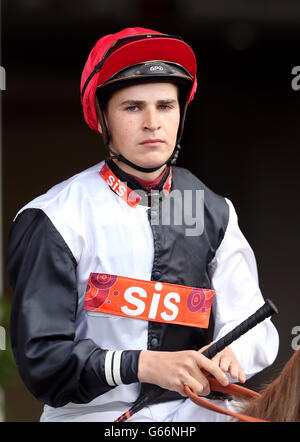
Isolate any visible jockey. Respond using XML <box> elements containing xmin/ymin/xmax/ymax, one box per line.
<box><xmin>6</xmin><ymin>27</ymin><xmax>279</xmax><ymax>422</ymax></box>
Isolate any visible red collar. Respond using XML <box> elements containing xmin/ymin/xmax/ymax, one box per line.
<box><xmin>127</xmin><ymin>167</ymin><xmax>167</xmax><ymax>192</ymax></box>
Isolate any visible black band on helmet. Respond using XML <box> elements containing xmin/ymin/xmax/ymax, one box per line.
<box><xmin>100</xmin><ymin>61</ymin><xmax>193</xmax><ymax>91</ymax></box>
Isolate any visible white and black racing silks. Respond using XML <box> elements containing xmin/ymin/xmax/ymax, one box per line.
<box><xmin>6</xmin><ymin>159</ymin><xmax>278</xmax><ymax>418</ymax></box>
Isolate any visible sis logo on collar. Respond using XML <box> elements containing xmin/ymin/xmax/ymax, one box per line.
<box><xmin>99</xmin><ymin>163</ymin><xmax>172</xmax><ymax>207</ymax></box>
<box><xmin>84</xmin><ymin>273</ymin><xmax>214</xmax><ymax>328</ymax></box>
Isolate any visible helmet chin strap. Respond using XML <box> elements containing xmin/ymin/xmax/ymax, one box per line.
<box><xmin>106</xmin><ymin>141</ymin><xmax>181</xmax><ymax>173</ymax></box>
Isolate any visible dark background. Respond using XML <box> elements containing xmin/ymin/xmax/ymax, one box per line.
<box><xmin>1</xmin><ymin>0</ymin><xmax>300</xmax><ymax>421</ymax></box>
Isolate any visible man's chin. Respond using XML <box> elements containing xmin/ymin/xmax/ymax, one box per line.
<box><xmin>134</xmin><ymin>153</ymin><xmax>172</xmax><ymax>170</ymax></box>
<box><xmin>113</xmin><ymin>152</ymin><xmax>171</xmax><ymax>175</ymax></box>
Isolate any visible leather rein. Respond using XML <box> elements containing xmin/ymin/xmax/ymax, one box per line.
<box><xmin>184</xmin><ymin>377</ymin><xmax>267</xmax><ymax>422</ymax></box>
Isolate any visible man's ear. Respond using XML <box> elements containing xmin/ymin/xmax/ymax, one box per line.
<box><xmin>95</xmin><ymin>97</ymin><xmax>104</xmax><ymax>135</ymax></box>
<box><xmin>97</xmin><ymin>119</ymin><xmax>104</xmax><ymax>135</ymax></box>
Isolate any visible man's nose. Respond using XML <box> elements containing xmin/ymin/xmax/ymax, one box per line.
<box><xmin>143</xmin><ymin>108</ymin><xmax>161</xmax><ymax>131</ymax></box>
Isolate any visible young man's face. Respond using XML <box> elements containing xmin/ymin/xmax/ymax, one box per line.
<box><xmin>102</xmin><ymin>82</ymin><xmax>180</xmax><ymax>176</ymax></box>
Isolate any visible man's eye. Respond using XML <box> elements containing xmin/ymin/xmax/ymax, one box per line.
<box><xmin>159</xmin><ymin>104</ymin><xmax>172</xmax><ymax>110</ymax></box>
<box><xmin>126</xmin><ymin>105</ymin><xmax>139</xmax><ymax>111</ymax></box>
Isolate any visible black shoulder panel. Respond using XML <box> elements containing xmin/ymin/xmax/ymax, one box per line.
<box><xmin>6</xmin><ymin>208</ymin><xmax>140</xmax><ymax>407</ymax></box>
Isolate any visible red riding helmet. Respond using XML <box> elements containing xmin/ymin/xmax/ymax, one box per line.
<box><xmin>80</xmin><ymin>27</ymin><xmax>198</xmax><ymax>172</ymax></box>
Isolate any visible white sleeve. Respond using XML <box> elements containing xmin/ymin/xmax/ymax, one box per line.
<box><xmin>209</xmin><ymin>198</ymin><xmax>279</xmax><ymax>380</ymax></box>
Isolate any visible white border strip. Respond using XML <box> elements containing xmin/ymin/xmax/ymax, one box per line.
<box><xmin>113</xmin><ymin>350</ymin><xmax>123</xmax><ymax>385</ymax></box>
<box><xmin>104</xmin><ymin>351</ymin><xmax>115</xmax><ymax>386</ymax></box>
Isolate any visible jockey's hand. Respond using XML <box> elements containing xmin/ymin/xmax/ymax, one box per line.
<box><xmin>200</xmin><ymin>344</ymin><xmax>246</xmax><ymax>384</ymax></box>
<box><xmin>137</xmin><ymin>349</ymin><xmax>229</xmax><ymax>397</ymax></box>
